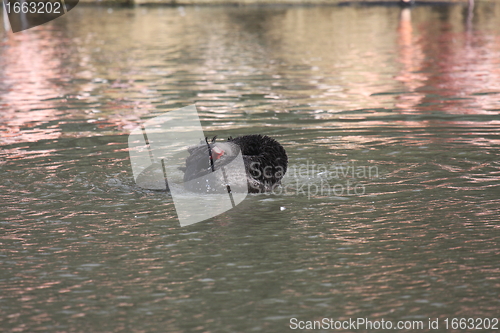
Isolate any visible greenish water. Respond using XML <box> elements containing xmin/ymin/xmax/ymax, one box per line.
<box><xmin>1</xmin><ymin>3</ymin><xmax>500</xmax><ymax>332</ymax></box>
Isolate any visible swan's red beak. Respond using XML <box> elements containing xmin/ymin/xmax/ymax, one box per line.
<box><xmin>211</xmin><ymin>146</ymin><xmax>224</xmax><ymax>160</ymax></box>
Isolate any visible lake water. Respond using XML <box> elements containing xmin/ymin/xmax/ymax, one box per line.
<box><xmin>1</xmin><ymin>2</ymin><xmax>499</xmax><ymax>332</ymax></box>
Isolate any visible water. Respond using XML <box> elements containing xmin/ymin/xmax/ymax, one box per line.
<box><xmin>1</xmin><ymin>2</ymin><xmax>500</xmax><ymax>332</ymax></box>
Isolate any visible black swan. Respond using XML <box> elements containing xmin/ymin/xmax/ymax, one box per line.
<box><xmin>181</xmin><ymin>135</ymin><xmax>288</xmax><ymax>193</ymax></box>
<box><xmin>136</xmin><ymin>135</ymin><xmax>288</xmax><ymax>193</ymax></box>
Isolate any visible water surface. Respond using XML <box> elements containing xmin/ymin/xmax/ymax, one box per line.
<box><xmin>1</xmin><ymin>3</ymin><xmax>500</xmax><ymax>332</ymax></box>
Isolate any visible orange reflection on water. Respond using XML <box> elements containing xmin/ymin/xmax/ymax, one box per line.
<box><xmin>395</xmin><ymin>4</ymin><xmax>500</xmax><ymax>116</ymax></box>
<box><xmin>395</xmin><ymin>8</ymin><xmax>426</xmax><ymax>112</ymax></box>
<box><xmin>0</xmin><ymin>28</ymin><xmax>64</xmax><ymax>145</ymax></box>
